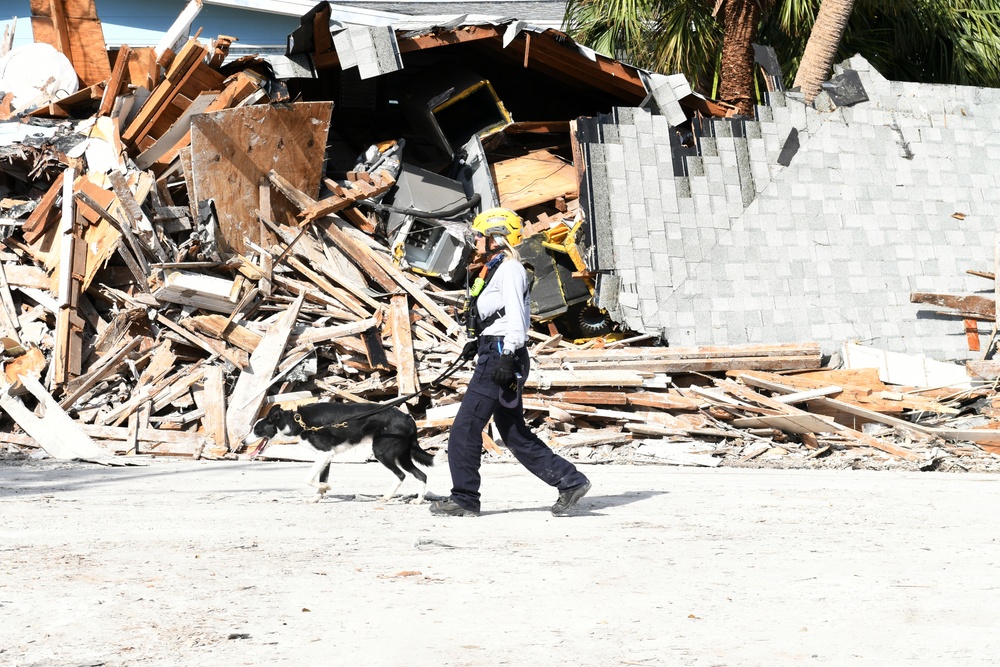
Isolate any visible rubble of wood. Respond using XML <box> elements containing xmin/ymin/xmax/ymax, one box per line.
<box><xmin>2</xmin><ymin>1</ymin><xmax>1000</xmax><ymax>474</ymax></box>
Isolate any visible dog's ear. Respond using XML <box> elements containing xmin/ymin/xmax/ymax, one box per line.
<box><xmin>267</xmin><ymin>408</ymin><xmax>283</xmax><ymax>423</ymax></box>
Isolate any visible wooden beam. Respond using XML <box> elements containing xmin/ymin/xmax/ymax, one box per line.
<box><xmin>199</xmin><ymin>364</ymin><xmax>228</xmax><ymax>452</ymax></box>
<box><xmin>99</xmin><ymin>44</ymin><xmax>131</xmax><ymax>117</ymax></box>
<box><xmin>29</xmin><ymin>0</ymin><xmax>111</xmax><ymax>88</ymax></box>
<box><xmin>718</xmin><ymin>378</ymin><xmax>923</xmax><ymax>462</ymax></box>
<box><xmin>397</xmin><ymin>25</ymin><xmax>504</xmax><ymax>53</ymax></box>
<box><xmin>389</xmin><ymin>294</ymin><xmax>419</xmax><ymax>398</ymax></box>
<box><xmin>226</xmin><ymin>292</ymin><xmax>304</xmax><ymax>448</ymax></box>
<box><xmin>734</xmin><ymin>372</ymin><xmax>935</xmax><ymax>435</ymax></box>
<box><xmin>911</xmin><ymin>292</ymin><xmax>994</xmax><ymax>319</ymax></box>
<box><xmin>0</xmin><ymin>374</ymin><xmax>117</xmax><ymax>463</ymax></box>
<box><xmin>52</xmin><ymin>167</ymin><xmax>79</xmax><ymax>388</ymax></box>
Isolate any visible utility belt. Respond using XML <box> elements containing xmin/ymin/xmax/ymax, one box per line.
<box><xmin>479</xmin><ymin>335</ymin><xmax>524</xmax><ymax>353</ymax></box>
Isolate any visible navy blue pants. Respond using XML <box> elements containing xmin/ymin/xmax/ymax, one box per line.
<box><xmin>447</xmin><ymin>337</ymin><xmax>589</xmax><ymax>513</ymax></box>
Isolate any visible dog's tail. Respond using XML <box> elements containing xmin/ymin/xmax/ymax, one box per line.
<box><xmin>410</xmin><ymin>441</ymin><xmax>436</xmax><ymax>468</ymax></box>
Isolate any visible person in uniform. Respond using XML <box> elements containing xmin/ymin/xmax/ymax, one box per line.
<box><xmin>430</xmin><ymin>208</ymin><xmax>592</xmax><ymax>517</ymax></box>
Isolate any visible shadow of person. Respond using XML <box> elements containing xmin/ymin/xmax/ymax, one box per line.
<box><xmin>479</xmin><ymin>489</ymin><xmax>669</xmax><ymax>516</ymax></box>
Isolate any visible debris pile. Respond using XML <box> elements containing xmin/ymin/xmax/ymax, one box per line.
<box><xmin>2</xmin><ymin>1</ymin><xmax>1000</xmax><ymax>473</ymax></box>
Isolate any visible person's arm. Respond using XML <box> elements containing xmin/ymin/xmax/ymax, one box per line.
<box><xmin>498</xmin><ymin>262</ymin><xmax>528</xmax><ymax>354</ymax></box>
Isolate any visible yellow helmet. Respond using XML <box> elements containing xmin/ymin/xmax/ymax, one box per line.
<box><xmin>471</xmin><ymin>208</ymin><xmax>522</xmax><ymax>246</ymax></box>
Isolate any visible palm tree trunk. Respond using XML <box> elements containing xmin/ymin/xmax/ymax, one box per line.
<box><xmin>717</xmin><ymin>0</ymin><xmax>761</xmax><ymax>117</ymax></box>
<box><xmin>792</xmin><ymin>0</ymin><xmax>857</xmax><ymax>103</ymax></box>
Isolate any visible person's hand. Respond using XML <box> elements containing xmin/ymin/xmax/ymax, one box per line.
<box><xmin>460</xmin><ymin>339</ymin><xmax>478</xmax><ymax>361</ymax></box>
<box><xmin>492</xmin><ymin>352</ymin><xmax>517</xmax><ymax>390</ymax></box>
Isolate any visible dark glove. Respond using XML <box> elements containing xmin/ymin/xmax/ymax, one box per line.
<box><xmin>460</xmin><ymin>339</ymin><xmax>479</xmax><ymax>361</ymax></box>
<box><xmin>491</xmin><ymin>352</ymin><xmax>517</xmax><ymax>390</ymax></box>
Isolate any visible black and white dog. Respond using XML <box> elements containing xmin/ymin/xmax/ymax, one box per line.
<box><xmin>242</xmin><ymin>402</ymin><xmax>435</xmax><ymax>504</ymax></box>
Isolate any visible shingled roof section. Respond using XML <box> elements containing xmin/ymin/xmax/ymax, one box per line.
<box><xmin>582</xmin><ymin>55</ymin><xmax>1000</xmax><ymax>361</ymax></box>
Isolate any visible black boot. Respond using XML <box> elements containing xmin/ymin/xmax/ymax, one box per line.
<box><xmin>552</xmin><ymin>480</ymin><xmax>591</xmax><ymax>516</ymax></box>
<box><xmin>429</xmin><ymin>497</ymin><xmax>480</xmax><ymax>517</ymax></box>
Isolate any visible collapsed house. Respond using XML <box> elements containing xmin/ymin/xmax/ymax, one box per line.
<box><xmin>2</xmin><ymin>0</ymin><xmax>1000</xmax><ymax>472</ymax></box>
<box><xmin>582</xmin><ymin>55</ymin><xmax>1000</xmax><ymax>363</ymax></box>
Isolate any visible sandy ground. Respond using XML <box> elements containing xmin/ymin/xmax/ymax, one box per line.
<box><xmin>2</xmin><ymin>456</ymin><xmax>999</xmax><ymax>667</ymax></box>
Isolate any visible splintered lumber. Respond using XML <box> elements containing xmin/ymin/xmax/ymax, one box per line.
<box><xmin>0</xmin><ymin>261</ymin><xmax>22</xmax><ymax>345</ymax></box>
<box><xmin>80</xmin><ymin>424</ymin><xmax>209</xmax><ymax>456</ymax></box>
<box><xmin>291</xmin><ymin>318</ymin><xmax>378</xmax><ymax>347</ymax></box>
<box><xmin>122</xmin><ymin>39</ymin><xmax>209</xmax><ymax>148</ymax></box>
<box><xmin>717</xmin><ymin>379</ymin><xmax>922</xmax><ymax>462</ymax></box>
<box><xmin>911</xmin><ymin>292</ymin><xmax>994</xmax><ymax>320</ymax></box>
<box><xmin>191</xmin><ymin>102</ymin><xmax>332</xmax><ymax>254</ymax></box>
<box><xmin>226</xmin><ymin>292</ymin><xmax>304</xmax><ymax>448</ymax></box>
<box><xmin>266</xmin><ymin>172</ymin><xmax>462</xmax><ymax>342</ymax></box>
<box><xmin>0</xmin><ymin>375</ymin><xmax>122</xmax><ymax>465</ymax></box>
<box><xmin>98</xmin><ymin>43</ymin><xmax>131</xmax><ymax>116</ymax></box>
<box><xmin>196</xmin><ymin>365</ymin><xmax>227</xmax><ymax>452</ymax></box>
<box><xmin>734</xmin><ymin>370</ymin><xmax>955</xmax><ymax>415</ymax></box>
<box><xmin>59</xmin><ymin>334</ymin><xmax>144</xmax><ymax>409</ymax></box>
<box><xmin>21</xmin><ymin>173</ymin><xmax>63</xmax><ymax>244</ymax></box>
<box><xmin>262</xmin><ymin>180</ymin><xmax>395</xmax><ymax>293</ymax></box>
<box><xmin>523</xmin><ymin>390</ymin><xmax>629</xmax><ymax>405</ymax></box>
<box><xmin>536</xmin><ymin>342</ymin><xmax>822</xmax><ymax>373</ymax></box>
<box><xmin>389</xmin><ymin>295</ymin><xmax>419</xmax><ymax>397</ymax></box>
<box><xmin>182</xmin><ymin>314</ymin><xmax>262</xmax><ymax>353</ymax></box>
<box><xmin>52</xmin><ymin>168</ymin><xmax>84</xmax><ymax>387</ymax></box>
<box><xmin>299</xmin><ymin>171</ymin><xmax>396</xmax><ymax>223</ymax></box>
<box><xmin>364</xmin><ymin>247</ymin><xmax>462</xmax><ymax>342</ymax></box>
<box><xmin>30</xmin><ymin>0</ymin><xmax>112</xmax><ymax>87</ymax></box>
<box><xmin>490</xmin><ymin>149</ymin><xmax>578</xmax><ymax>212</ymax></box>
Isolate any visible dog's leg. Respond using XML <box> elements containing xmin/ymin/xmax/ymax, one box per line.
<box><xmin>412</xmin><ymin>479</ymin><xmax>428</xmax><ymax>505</ymax></box>
<box><xmin>397</xmin><ymin>452</ymin><xmax>430</xmax><ymax>504</ymax></box>
<box><xmin>305</xmin><ymin>452</ymin><xmax>333</xmax><ymax>503</ymax></box>
<box><xmin>380</xmin><ymin>475</ymin><xmax>405</xmax><ymax>503</ymax></box>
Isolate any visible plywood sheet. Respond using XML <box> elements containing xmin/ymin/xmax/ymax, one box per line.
<box><xmin>30</xmin><ymin>0</ymin><xmax>111</xmax><ymax>87</ymax></box>
<box><xmin>190</xmin><ymin>102</ymin><xmax>332</xmax><ymax>255</ymax></box>
<box><xmin>490</xmin><ymin>149</ymin><xmax>577</xmax><ymax>212</ymax></box>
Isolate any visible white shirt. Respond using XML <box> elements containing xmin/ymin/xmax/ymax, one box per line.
<box><xmin>477</xmin><ymin>258</ymin><xmax>530</xmax><ymax>353</ymax></box>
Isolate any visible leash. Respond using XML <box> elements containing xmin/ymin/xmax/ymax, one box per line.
<box><xmin>293</xmin><ymin>351</ymin><xmax>472</xmax><ymax>432</ymax></box>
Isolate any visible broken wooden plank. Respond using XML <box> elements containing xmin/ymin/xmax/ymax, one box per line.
<box><xmin>52</xmin><ymin>167</ymin><xmax>83</xmax><ymax>388</ymax></box>
<box><xmin>299</xmin><ymin>170</ymin><xmax>396</xmax><ymax>223</ymax></box>
<box><xmin>717</xmin><ymin>378</ymin><xmax>922</xmax><ymax>462</ymax></box>
<box><xmin>30</xmin><ymin>0</ymin><xmax>112</xmax><ymax>87</ymax></box>
<box><xmin>911</xmin><ymin>292</ymin><xmax>994</xmax><ymax>319</ymax></box>
<box><xmin>0</xmin><ymin>261</ymin><xmax>22</xmax><ymax>345</ymax></box>
<box><xmin>0</xmin><ymin>374</ymin><xmax>121</xmax><ymax>464</ymax></box>
<box><xmin>59</xmin><ymin>335</ymin><xmax>144</xmax><ymax>410</ymax></box>
<box><xmin>80</xmin><ymin>424</ymin><xmax>209</xmax><ymax>456</ymax></box>
<box><xmin>225</xmin><ymin>291</ymin><xmax>304</xmax><ymax>448</ymax></box>
<box><xmin>389</xmin><ymin>294</ymin><xmax>419</xmax><ymax>398</ymax></box>
<box><xmin>734</xmin><ymin>372</ymin><xmax>937</xmax><ymax>435</ymax></box>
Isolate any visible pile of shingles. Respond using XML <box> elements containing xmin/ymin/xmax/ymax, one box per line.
<box><xmin>2</xmin><ymin>8</ymin><xmax>1000</xmax><ymax>472</ymax></box>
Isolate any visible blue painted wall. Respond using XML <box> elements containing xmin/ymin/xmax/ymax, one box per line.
<box><xmin>2</xmin><ymin>0</ymin><xmax>297</xmax><ymax>52</ymax></box>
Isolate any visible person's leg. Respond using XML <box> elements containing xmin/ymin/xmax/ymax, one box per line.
<box><xmin>494</xmin><ymin>348</ymin><xmax>589</xmax><ymax>491</ymax></box>
<box><xmin>493</xmin><ymin>397</ymin><xmax>589</xmax><ymax>492</ymax></box>
<box><xmin>445</xmin><ymin>391</ymin><xmax>498</xmax><ymax>513</ymax></box>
